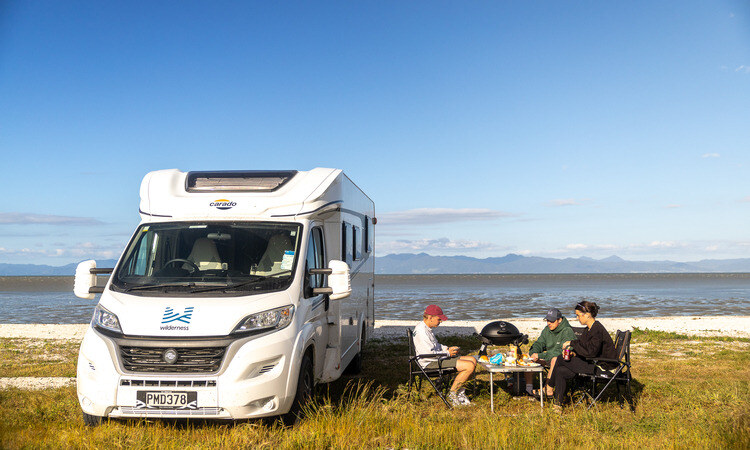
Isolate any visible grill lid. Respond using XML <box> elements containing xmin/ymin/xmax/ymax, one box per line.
<box><xmin>479</xmin><ymin>321</ymin><xmax>527</xmax><ymax>346</ymax></box>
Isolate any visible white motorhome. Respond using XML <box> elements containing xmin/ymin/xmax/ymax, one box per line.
<box><xmin>73</xmin><ymin>168</ymin><xmax>375</xmax><ymax>424</ymax></box>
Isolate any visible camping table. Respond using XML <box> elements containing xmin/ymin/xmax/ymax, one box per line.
<box><xmin>479</xmin><ymin>362</ymin><xmax>545</xmax><ymax>412</ymax></box>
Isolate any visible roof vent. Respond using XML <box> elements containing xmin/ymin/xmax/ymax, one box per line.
<box><xmin>185</xmin><ymin>171</ymin><xmax>297</xmax><ymax>192</ymax></box>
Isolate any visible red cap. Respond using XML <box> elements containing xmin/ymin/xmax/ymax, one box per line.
<box><xmin>424</xmin><ymin>304</ymin><xmax>448</xmax><ymax>321</ymax></box>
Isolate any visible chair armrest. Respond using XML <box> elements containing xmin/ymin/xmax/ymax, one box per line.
<box><xmin>415</xmin><ymin>352</ymin><xmax>450</xmax><ymax>360</ymax></box>
<box><xmin>589</xmin><ymin>357</ymin><xmax>628</xmax><ymax>365</ymax></box>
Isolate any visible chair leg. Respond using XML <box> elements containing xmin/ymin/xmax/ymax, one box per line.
<box><xmin>423</xmin><ymin>373</ymin><xmax>452</xmax><ymax>408</ymax></box>
<box><xmin>587</xmin><ymin>368</ymin><xmax>624</xmax><ymax>410</ymax></box>
<box><xmin>407</xmin><ymin>372</ymin><xmax>413</xmax><ymax>400</ymax></box>
<box><xmin>625</xmin><ymin>379</ymin><xmax>635</xmax><ymax>412</ymax></box>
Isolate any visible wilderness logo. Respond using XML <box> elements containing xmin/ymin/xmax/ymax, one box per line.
<box><xmin>160</xmin><ymin>306</ymin><xmax>194</xmax><ymax>331</ymax></box>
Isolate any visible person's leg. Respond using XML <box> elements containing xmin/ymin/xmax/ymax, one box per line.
<box><xmin>544</xmin><ymin>357</ymin><xmax>558</xmax><ymax>396</ymax></box>
<box><xmin>450</xmin><ymin>356</ymin><xmax>477</xmax><ymax>392</ymax></box>
<box><xmin>551</xmin><ymin>356</ymin><xmax>594</xmax><ymax>404</ymax></box>
<box><xmin>551</xmin><ymin>361</ymin><xmax>575</xmax><ymax>404</ymax></box>
<box><xmin>524</xmin><ymin>372</ymin><xmax>534</xmax><ymax>395</ymax></box>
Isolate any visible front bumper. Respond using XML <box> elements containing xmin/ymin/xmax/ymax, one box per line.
<box><xmin>76</xmin><ymin>326</ymin><xmax>300</xmax><ymax>419</ymax></box>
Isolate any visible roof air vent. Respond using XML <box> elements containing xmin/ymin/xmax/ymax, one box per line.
<box><xmin>185</xmin><ymin>171</ymin><xmax>297</xmax><ymax>192</ymax></box>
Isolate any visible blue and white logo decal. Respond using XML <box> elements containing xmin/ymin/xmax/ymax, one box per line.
<box><xmin>160</xmin><ymin>307</ymin><xmax>194</xmax><ymax>331</ymax></box>
<box><xmin>162</xmin><ymin>306</ymin><xmax>194</xmax><ymax>324</ymax></box>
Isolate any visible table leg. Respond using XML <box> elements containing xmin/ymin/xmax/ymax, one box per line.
<box><xmin>539</xmin><ymin>371</ymin><xmax>544</xmax><ymax>410</ymax></box>
<box><xmin>490</xmin><ymin>372</ymin><xmax>494</xmax><ymax>413</ymax></box>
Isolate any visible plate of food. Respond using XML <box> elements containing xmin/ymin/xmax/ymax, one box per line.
<box><xmin>518</xmin><ymin>359</ymin><xmax>541</xmax><ymax>367</ymax></box>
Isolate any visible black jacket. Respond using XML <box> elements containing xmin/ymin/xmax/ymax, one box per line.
<box><xmin>571</xmin><ymin>320</ymin><xmax>618</xmax><ymax>369</ymax></box>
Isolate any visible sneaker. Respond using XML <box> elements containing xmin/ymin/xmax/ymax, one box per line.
<box><xmin>447</xmin><ymin>391</ymin><xmax>463</xmax><ymax>407</ymax></box>
<box><xmin>456</xmin><ymin>389</ymin><xmax>472</xmax><ymax>406</ymax></box>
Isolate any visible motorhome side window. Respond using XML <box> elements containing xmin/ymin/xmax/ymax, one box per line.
<box><xmin>304</xmin><ymin>227</ymin><xmax>325</xmax><ymax>298</ymax></box>
<box><xmin>364</xmin><ymin>216</ymin><xmax>372</xmax><ymax>253</ymax></box>
<box><xmin>341</xmin><ymin>222</ymin><xmax>353</xmax><ymax>265</ymax></box>
<box><xmin>111</xmin><ymin>222</ymin><xmax>302</xmax><ymax>296</ymax></box>
<box><xmin>353</xmin><ymin>225</ymin><xmax>362</xmax><ymax>261</ymax></box>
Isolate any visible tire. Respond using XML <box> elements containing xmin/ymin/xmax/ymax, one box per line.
<box><xmin>282</xmin><ymin>353</ymin><xmax>314</xmax><ymax>426</ymax></box>
<box><xmin>82</xmin><ymin>411</ymin><xmax>103</xmax><ymax>427</ymax></box>
<box><xmin>345</xmin><ymin>352</ymin><xmax>362</xmax><ymax>375</ymax></box>
<box><xmin>344</xmin><ymin>325</ymin><xmax>366</xmax><ymax>375</ymax></box>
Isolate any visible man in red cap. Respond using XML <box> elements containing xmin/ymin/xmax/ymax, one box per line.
<box><xmin>413</xmin><ymin>304</ymin><xmax>477</xmax><ymax>406</ymax></box>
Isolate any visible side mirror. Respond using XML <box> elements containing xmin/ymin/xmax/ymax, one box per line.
<box><xmin>310</xmin><ymin>259</ymin><xmax>351</xmax><ymax>300</ymax></box>
<box><xmin>74</xmin><ymin>260</ymin><xmax>113</xmax><ymax>299</ymax></box>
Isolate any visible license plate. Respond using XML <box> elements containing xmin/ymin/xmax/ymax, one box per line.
<box><xmin>136</xmin><ymin>391</ymin><xmax>197</xmax><ymax>409</ymax></box>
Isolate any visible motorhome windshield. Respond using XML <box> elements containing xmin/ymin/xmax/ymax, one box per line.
<box><xmin>111</xmin><ymin>222</ymin><xmax>302</xmax><ymax>296</ymax></box>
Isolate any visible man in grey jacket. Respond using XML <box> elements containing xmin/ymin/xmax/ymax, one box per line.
<box><xmin>524</xmin><ymin>308</ymin><xmax>577</xmax><ymax>397</ymax></box>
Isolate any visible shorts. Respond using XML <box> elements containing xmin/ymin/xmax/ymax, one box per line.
<box><xmin>423</xmin><ymin>356</ymin><xmax>459</xmax><ymax>370</ymax></box>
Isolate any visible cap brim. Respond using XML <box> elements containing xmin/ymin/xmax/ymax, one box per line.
<box><xmin>438</xmin><ymin>314</ymin><xmax>448</xmax><ymax>321</ymax></box>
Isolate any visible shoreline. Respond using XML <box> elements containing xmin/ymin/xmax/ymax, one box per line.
<box><xmin>1</xmin><ymin>316</ymin><xmax>749</xmax><ymax>340</ymax></box>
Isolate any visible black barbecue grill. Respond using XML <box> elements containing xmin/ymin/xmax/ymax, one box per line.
<box><xmin>475</xmin><ymin>321</ymin><xmax>529</xmax><ymax>358</ymax></box>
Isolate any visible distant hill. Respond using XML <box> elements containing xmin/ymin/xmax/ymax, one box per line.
<box><xmin>0</xmin><ymin>260</ymin><xmax>119</xmax><ymax>276</ymax></box>
<box><xmin>374</xmin><ymin>253</ymin><xmax>750</xmax><ymax>274</ymax></box>
<box><xmin>2</xmin><ymin>255</ymin><xmax>750</xmax><ymax>276</ymax></box>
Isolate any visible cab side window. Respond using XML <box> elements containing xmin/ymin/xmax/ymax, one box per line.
<box><xmin>304</xmin><ymin>227</ymin><xmax>325</xmax><ymax>298</ymax></box>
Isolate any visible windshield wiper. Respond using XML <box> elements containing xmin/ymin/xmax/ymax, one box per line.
<box><xmin>190</xmin><ymin>271</ymin><xmax>292</xmax><ymax>294</ymax></box>
<box><xmin>122</xmin><ymin>282</ymin><xmax>198</xmax><ymax>292</ymax></box>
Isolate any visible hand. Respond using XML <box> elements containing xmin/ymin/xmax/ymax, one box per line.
<box><xmin>563</xmin><ymin>341</ymin><xmax>571</xmax><ymax>349</ymax></box>
<box><xmin>448</xmin><ymin>346</ymin><xmax>459</xmax><ymax>356</ymax></box>
<box><xmin>531</xmin><ymin>353</ymin><xmax>539</xmax><ymax>362</ymax></box>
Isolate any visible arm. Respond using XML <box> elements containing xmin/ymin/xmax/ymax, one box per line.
<box><xmin>528</xmin><ymin>329</ymin><xmax>547</xmax><ymax>357</ymax></box>
<box><xmin>413</xmin><ymin>325</ymin><xmax>448</xmax><ymax>357</ymax></box>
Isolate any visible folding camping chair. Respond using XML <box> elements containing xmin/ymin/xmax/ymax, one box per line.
<box><xmin>574</xmin><ymin>329</ymin><xmax>634</xmax><ymax>411</ymax></box>
<box><xmin>406</xmin><ymin>328</ymin><xmax>458</xmax><ymax>408</ymax></box>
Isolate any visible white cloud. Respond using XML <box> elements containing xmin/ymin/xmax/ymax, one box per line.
<box><xmin>663</xmin><ymin>204</ymin><xmax>682</xmax><ymax>209</ymax></box>
<box><xmin>564</xmin><ymin>243</ymin><xmax>618</xmax><ymax>251</ymax></box>
<box><xmin>647</xmin><ymin>241</ymin><xmax>682</xmax><ymax>249</ymax></box>
<box><xmin>377</xmin><ymin>208</ymin><xmax>514</xmax><ymax>226</ymax></box>
<box><xmin>736</xmin><ymin>65</ymin><xmax>750</xmax><ymax>74</ymax></box>
<box><xmin>701</xmin><ymin>153</ymin><xmax>720</xmax><ymax>158</ymax></box>
<box><xmin>0</xmin><ymin>242</ymin><xmax>121</xmax><ymax>260</ymax></box>
<box><xmin>545</xmin><ymin>199</ymin><xmax>589</xmax><ymax>207</ymax></box>
<box><xmin>378</xmin><ymin>237</ymin><xmax>501</xmax><ymax>254</ymax></box>
<box><xmin>0</xmin><ymin>212</ymin><xmax>103</xmax><ymax>225</ymax></box>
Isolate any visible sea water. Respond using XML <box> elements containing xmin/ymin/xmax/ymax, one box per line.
<box><xmin>1</xmin><ymin>274</ymin><xmax>749</xmax><ymax>324</ymax></box>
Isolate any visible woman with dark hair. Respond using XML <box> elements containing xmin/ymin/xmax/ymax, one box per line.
<box><xmin>548</xmin><ymin>300</ymin><xmax>617</xmax><ymax>409</ymax></box>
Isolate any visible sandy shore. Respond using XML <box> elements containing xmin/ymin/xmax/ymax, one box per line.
<box><xmin>1</xmin><ymin>317</ymin><xmax>748</xmax><ymax>390</ymax></box>
<box><xmin>1</xmin><ymin>316</ymin><xmax>749</xmax><ymax>340</ymax></box>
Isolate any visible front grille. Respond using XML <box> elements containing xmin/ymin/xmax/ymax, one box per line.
<box><xmin>120</xmin><ymin>346</ymin><xmax>226</xmax><ymax>374</ymax></box>
<box><xmin>119</xmin><ymin>406</ymin><xmax>223</xmax><ymax>416</ymax></box>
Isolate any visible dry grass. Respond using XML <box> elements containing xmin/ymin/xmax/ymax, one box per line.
<box><xmin>0</xmin><ymin>331</ymin><xmax>748</xmax><ymax>449</ymax></box>
<box><xmin>0</xmin><ymin>338</ymin><xmax>79</xmax><ymax>377</ymax></box>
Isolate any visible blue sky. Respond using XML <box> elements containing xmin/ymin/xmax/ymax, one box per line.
<box><xmin>1</xmin><ymin>1</ymin><xmax>749</xmax><ymax>265</ymax></box>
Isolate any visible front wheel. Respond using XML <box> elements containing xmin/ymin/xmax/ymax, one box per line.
<box><xmin>82</xmin><ymin>411</ymin><xmax>103</xmax><ymax>427</ymax></box>
<box><xmin>281</xmin><ymin>353</ymin><xmax>314</xmax><ymax>426</ymax></box>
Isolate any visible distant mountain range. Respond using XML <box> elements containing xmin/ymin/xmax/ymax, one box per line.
<box><xmin>0</xmin><ymin>260</ymin><xmax>119</xmax><ymax>276</ymax></box>
<box><xmin>374</xmin><ymin>253</ymin><xmax>750</xmax><ymax>274</ymax></box>
<box><xmin>1</xmin><ymin>254</ymin><xmax>750</xmax><ymax>276</ymax></box>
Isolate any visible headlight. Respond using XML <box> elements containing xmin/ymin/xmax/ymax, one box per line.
<box><xmin>233</xmin><ymin>305</ymin><xmax>294</xmax><ymax>334</ymax></box>
<box><xmin>92</xmin><ymin>304</ymin><xmax>122</xmax><ymax>333</ymax></box>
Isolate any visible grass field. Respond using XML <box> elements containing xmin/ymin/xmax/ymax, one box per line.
<box><xmin>1</xmin><ymin>329</ymin><xmax>748</xmax><ymax>449</ymax></box>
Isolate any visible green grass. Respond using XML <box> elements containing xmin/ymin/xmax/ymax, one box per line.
<box><xmin>1</xmin><ymin>331</ymin><xmax>748</xmax><ymax>449</ymax></box>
